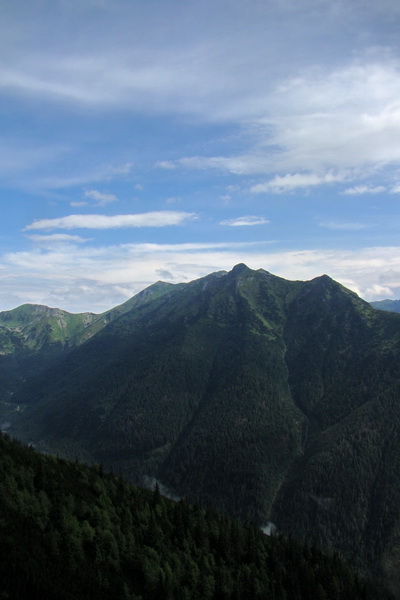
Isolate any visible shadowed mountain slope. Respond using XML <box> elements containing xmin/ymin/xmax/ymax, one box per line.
<box><xmin>0</xmin><ymin>280</ymin><xmax>175</xmax><ymax>398</ymax></box>
<box><xmin>6</xmin><ymin>264</ymin><xmax>400</xmax><ymax>596</ymax></box>
<box><xmin>1</xmin><ymin>432</ymin><xmax>387</xmax><ymax>600</ymax></box>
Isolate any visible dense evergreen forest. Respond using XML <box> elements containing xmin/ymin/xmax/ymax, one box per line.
<box><xmin>3</xmin><ymin>265</ymin><xmax>400</xmax><ymax>596</ymax></box>
<box><xmin>0</xmin><ymin>433</ymin><xmax>390</xmax><ymax>600</ymax></box>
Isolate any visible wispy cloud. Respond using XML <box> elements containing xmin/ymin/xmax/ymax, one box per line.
<box><xmin>318</xmin><ymin>221</ymin><xmax>369</xmax><ymax>231</ymax></box>
<box><xmin>155</xmin><ymin>56</ymin><xmax>400</xmax><ymax>190</ymax></box>
<box><xmin>3</xmin><ymin>4</ymin><xmax>400</xmax><ymax>195</ymax></box>
<box><xmin>260</xmin><ymin>59</ymin><xmax>400</xmax><ymax>176</ymax></box>
<box><xmin>220</xmin><ymin>216</ymin><xmax>269</xmax><ymax>226</ymax></box>
<box><xmin>2</xmin><ymin>1</ymin><xmax>400</xmax><ymax>314</ymax></box>
<box><xmin>26</xmin><ymin>234</ymin><xmax>89</xmax><ymax>244</ymax></box>
<box><xmin>2</xmin><ymin>243</ymin><xmax>400</xmax><ymax>312</ymax></box>
<box><xmin>115</xmin><ymin>241</ymin><xmax>267</xmax><ymax>252</ymax></box>
<box><xmin>343</xmin><ymin>185</ymin><xmax>386</xmax><ymax>195</ymax></box>
<box><xmin>251</xmin><ymin>172</ymin><xmax>346</xmax><ymax>194</ymax></box>
<box><xmin>84</xmin><ymin>189</ymin><xmax>118</xmax><ymax>205</ymax></box>
<box><xmin>156</xmin><ymin>155</ymin><xmax>271</xmax><ymax>176</ymax></box>
<box><xmin>156</xmin><ymin>161</ymin><xmax>177</xmax><ymax>170</ymax></box>
<box><xmin>24</xmin><ymin>211</ymin><xmax>197</xmax><ymax>231</ymax></box>
<box><xmin>366</xmin><ymin>283</ymin><xmax>394</xmax><ymax>297</ymax></box>
<box><xmin>33</xmin><ymin>162</ymin><xmax>134</xmax><ymax>192</ymax></box>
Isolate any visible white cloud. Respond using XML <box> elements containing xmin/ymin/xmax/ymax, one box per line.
<box><xmin>26</xmin><ymin>234</ymin><xmax>89</xmax><ymax>244</ymax></box>
<box><xmin>118</xmin><ymin>241</ymin><xmax>266</xmax><ymax>252</ymax></box>
<box><xmin>365</xmin><ymin>284</ymin><xmax>394</xmax><ymax>298</ymax></box>
<box><xmin>154</xmin><ymin>56</ymin><xmax>400</xmax><ymax>190</ymax></box>
<box><xmin>263</xmin><ymin>60</ymin><xmax>400</xmax><ymax>174</ymax></box>
<box><xmin>344</xmin><ymin>185</ymin><xmax>386</xmax><ymax>195</ymax></box>
<box><xmin>2</xmin><ymin>241</ymin><xmax>400</xmax><ymax>312</ymax></box>
<box><xmin>155</xmin><ymin>161</ymin><xmax>177</xmax><ymax>170</ymax></box>
<box><xmin>3</xmin><ymin>4</ymin><xmax>400</xmax><ymax>195</ymax></box>
<box><xmin>24</xmin><ymin>211</ymin><xmax>197</xmax><ymax>231</ymax></box>
<box><xmin>1</xmin><ymin>2</ymin><xmax>396</xmax><ymax>122</ymax></box>
<box><xmin>3</xmin><ymin>2</ymin><xmax>400</xmax><ymax>313</ymax></box>
<box><xmin>70</xmin><ymin>201</ymin><xmax>88</xmax><ymax>207</ymax></box>
<box><xmin>84</xmin><ymin>189</ymin><xmax>117</xmax><ymax>205</ymax></box>
<box><xmin>251</xmin><ymin>172</ymin><xmax>346</xmax><ymax>194</ymax></box>
<box><xmin>156</xmin><ymin>155</ymin><xmax>273</xmax><ymax>176</ymax></box>
<box><xmin>220</xmin><ymin>216</ymin><xmax>269</xmax><ymax>226</ymax></box>
<box><xmin>109</xmin><ymin>163</ymin><xmax>133</xmax><ymax>176</ymax></box>
<box><xmin>176</xmin><ymin>156</ymin><xmax>260</xmax><ymax>175</ymax></box>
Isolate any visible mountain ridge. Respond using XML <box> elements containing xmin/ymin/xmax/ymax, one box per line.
<box><xmin>371</xmin><ymin>298</ymin><xmax>400</xmax><ymax>313</ymax></box>
<box><xmin>4</xmin><ymin>264</ymin><xmax>400</xmax><ymax>596</ymax></box>
<box><xmin>0</xmin><ymin>280</ymin><xmax>177</xmax><ymax>400</ymax></box>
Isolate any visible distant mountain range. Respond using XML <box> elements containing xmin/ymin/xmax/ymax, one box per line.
<box><xmin>371</xmin><ymin>298</ymin><xmax>400</xmax><ymax>313</ymax></box>
<box><xmin>3</xmin><ymin>264</ymin><xmax>400</xmax><ymax>597</ymax></box>
<box><xmin>0</xmin><ymin>280</ymin><xmax>174</xmax><ymax>398</ymax></box>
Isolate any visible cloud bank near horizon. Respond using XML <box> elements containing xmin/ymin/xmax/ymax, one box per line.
<box><xmin>1</xmin><ymin>1</ymin><xmax>400</xmax><ymax>312</ymax></box>
<box><xmin>1</xmin><ymin>241</ymin><xmax>400</xmax><ymax>313</ymax></box>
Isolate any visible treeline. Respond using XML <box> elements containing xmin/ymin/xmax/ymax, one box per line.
<box><xmin>0</xmin><ymin>433</ymin><xmax>390</xmax><ymax>600</ymax></box>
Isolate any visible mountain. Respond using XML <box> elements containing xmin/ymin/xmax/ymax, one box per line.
<box><xmin>6</xmin><ymin>264</ymin><xmax>400</xmax><ymax>596</ymax></box>
<box><xmin>1</xmin><ymin>432</ymin><xmax>385</xmax><ymax>600</ymax></box>
<box><xmin>0</xmin><ymin>280</ymin><xmax>175</xmax><ymax>400</ymax></box>
<box><xmin>371</xmin><ymin>299</ymin><xmax>400</xmax><ymax>313</ymax></box>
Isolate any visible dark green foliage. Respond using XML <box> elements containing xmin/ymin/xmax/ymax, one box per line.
<box><xmin>0</xmin><ymin>433</ymin><xmax>388</xmax><ymax>600</ymax></box>
<box><xmin>6</xmin><ymin>265</ymin><xmax>400</xmax><ymax>596</ymax></box>
<box><xmin>11</xmin><ymin>267</ymin><xmax>305</xmax><ymax>520</ymax></box>
<box><xmin>0</xmin><ymin>282</ymin><xmax>175</xmax><ymax>400</ymax></box>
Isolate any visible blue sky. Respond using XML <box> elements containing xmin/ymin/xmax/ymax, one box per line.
<box><xmin>1</xmin><ymin>0</ymin><xmax>400</xmax><ymax>312</ymax></box>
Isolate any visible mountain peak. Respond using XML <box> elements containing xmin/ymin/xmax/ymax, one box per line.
<box><xmin>230</xmin><ymin>263</ymin><xmax>251</xmax><ymax>275</ymax></box>
<box><xmin>313</xmin><ymin>274</ymin><xmax>332</xmax><ymax>283</ymax></box>
<box><xmin>309</xmin><ymin>274</ymin><xmax>337</xmax><ymax>291</ymax></box>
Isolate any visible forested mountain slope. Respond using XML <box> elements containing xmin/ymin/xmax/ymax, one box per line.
<box><xmin>0</xmin><ymin>432</ymin><xmax>389</xmax><ymax>600</ymax></box>
<box><xmin>0</xmin><ymin>280</ymin><xmax>175</xmax><ymax>398</ymax></box>
<box><xmin>6</xmin><ymin>264</ymin><xmax>400</xmax><ymax>596</ymax></box>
